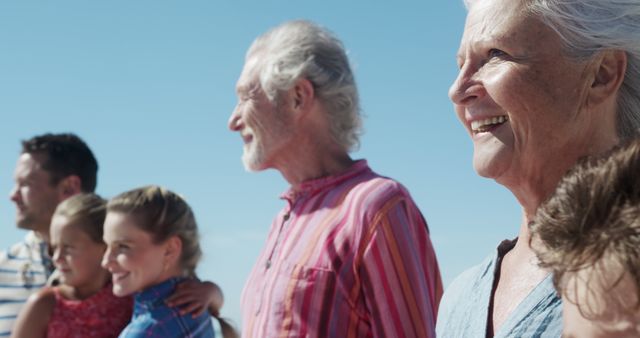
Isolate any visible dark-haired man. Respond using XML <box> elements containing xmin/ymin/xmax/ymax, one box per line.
<box><xmin>1</xmin><ymin>133</ymin><xmax>97</xmax><ymax>336</ymax></box>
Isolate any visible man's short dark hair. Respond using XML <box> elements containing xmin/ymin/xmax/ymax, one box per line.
<box><xmin>21</xmin><ymin>133</ymin><xmax>98</xmax><ymax>192</ymax></box>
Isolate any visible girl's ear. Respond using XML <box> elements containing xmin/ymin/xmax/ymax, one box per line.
<box><xmin>163</xmin><ymin>236</ymin><xmax>183</xmax><ymax>271</ymax></box>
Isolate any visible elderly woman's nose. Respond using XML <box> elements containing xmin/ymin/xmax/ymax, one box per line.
<box><xmin>449</xmin><ymin>67</ymin><xmax>484</xmax><ymax>106</ymax></box>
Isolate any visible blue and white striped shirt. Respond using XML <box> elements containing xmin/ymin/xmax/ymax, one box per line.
<box><xmin>0</xmin><ymin>231</ymin><xmax>53</xmax><ymax>337</ymax></box>
<box><xmin>119</xmin><ymin>277</ymin><xmax>215</xmax><ymax>338</ymax></box>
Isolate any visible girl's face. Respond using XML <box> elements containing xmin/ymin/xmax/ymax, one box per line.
<box><xmin>101</xmin><ymin>211</ymin><xmax>174</xmax><ymax>297</ymax></box>
<box><xmin>50</xmin><ymin>214</ymin><xmax>108</xmax><ymax>291</ymax></box>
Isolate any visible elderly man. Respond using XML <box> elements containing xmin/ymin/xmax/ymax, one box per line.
<box><xmin>1</xmin><ymin>133</ymin><xmax>98</xmax><ymax>336</ymax></box>
<box><xmin>229</xmin><ymin>20</ymin><xmax>442</xmax><ymax>338</ymax></box>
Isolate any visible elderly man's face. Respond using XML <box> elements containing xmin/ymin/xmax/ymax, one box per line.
<box><xmin>448</xmin><ymin>0</ymin><xmax>614</xmax><ymax>187</ymax></box>
<box><xmin>228</xmin><ymin>55</ymin><xmax>294</xmax><ymax>172</ymax></box>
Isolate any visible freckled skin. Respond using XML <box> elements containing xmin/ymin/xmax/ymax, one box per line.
<box><xmin>449</xmin><ymin>0</ymin><xmax>620</xmax><ymax>334</ymax></box>
<box><xmin>450</xmin><ymin>0</ymin><xmax>619</xmax><ymax>210</ymax></box>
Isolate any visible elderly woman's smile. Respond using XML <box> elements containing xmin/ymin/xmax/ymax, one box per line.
<box><xmin>448</xmin><ymin>0</ymin><xmax>618</xmax><ymax>203</ymax></box>
<box><xmin>438</xmin><ymin>0</ymin><xmax>637</xmax><ymax>335</ymax></box>
<box><xmin>470</xmin><ymin>115</ymin><xmax>509</xmax><ymax>133</ymax></box>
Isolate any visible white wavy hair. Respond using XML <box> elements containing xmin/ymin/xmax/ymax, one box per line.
<box><xmin>246</xmin><ymin>20</ymin><xmax>362</xmax><ymax>152</ymax></box>
<box><xmin>465</xmin><ymin>0</ymin><xmax>640</xmax><ymax>139</ymax></box>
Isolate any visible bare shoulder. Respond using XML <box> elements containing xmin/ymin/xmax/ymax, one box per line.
<box><xmin>11</xmin><ymin>287</ymin><xmax>56</xmax><ymax>338</ymax></box>
<box><xmin>26</xmin><ymin>286</ymin><xmax>57</xmax><ymax>310</ymax></box>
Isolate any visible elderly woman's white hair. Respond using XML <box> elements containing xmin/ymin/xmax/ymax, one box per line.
<box><xmin>245</xmin><ymin>20</ymin><xmax>362</xmax><ymax>152</ymax></box>
<box><xmin>465</xmin><ymin>0</ymin><xmax>640</xmax><ymax>139</ymax></box>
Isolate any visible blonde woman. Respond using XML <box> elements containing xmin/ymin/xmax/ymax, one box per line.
<box><xmin>102</xmin><ymin>186</ymin><xmax>236</xmax><ymax>338</ymax></box>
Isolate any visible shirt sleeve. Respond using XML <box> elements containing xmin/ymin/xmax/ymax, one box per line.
<box><xmin>360</xmin><ymin>195</ymin><xmax>443</xmax><ymax>338</ymax></box>
<box><xmin>120</xmin><ymin>318</ymin><xmax>173</xmax><ymax>338</ymax></box>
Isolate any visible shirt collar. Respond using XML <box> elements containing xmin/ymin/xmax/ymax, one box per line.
<box><xmin>25</xmin><ymin>231</ymin><xmax>55</xmax><ymax>277</ymax></box>
<box><xmin>280</xmin><ymin>159</ymin><xmax>370</xmax><ymax>203</ymax></box>
<box><xmin>135</xmin><ymin>277</ymin><xmax>185</xmax><ymax>307</ymax></box>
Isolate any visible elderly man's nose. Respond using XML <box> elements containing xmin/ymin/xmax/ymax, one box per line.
<box><xmin>228</xmin><ymin>107</ymin><xmax>242</xmax><ymax>131</ymax></box>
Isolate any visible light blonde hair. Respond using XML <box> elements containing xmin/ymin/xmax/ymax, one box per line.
<box><xmin>107</xmin><ymin>185</ymin><xmax>239</xmax><ymax>337</ymax></box>
<box><xmin>106</xmin><ymin>185</ymin><xmax>201</xmax><ymax>277</ymax></box>
<box><xmin>54</xmin><ymin>193</ymin><xmax>106</xmax><ymax>244</ymax></box>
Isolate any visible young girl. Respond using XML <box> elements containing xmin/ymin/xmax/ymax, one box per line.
<box><xmin>101</xmin><ymin>185</ymin><xmax>236</xmax><ymax>338</ymax></box>
<box><xmin>12</xmin><ymin>193</ymin><xmax>227</xmax><ymax>338</ymax></box>
<box><xmin>12</xmin><ymin>194</ymin><xmax>133</xmax><ymax>338</ymax></box>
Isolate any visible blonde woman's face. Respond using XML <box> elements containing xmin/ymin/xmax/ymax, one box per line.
<box><xmin>101</xmin><ymin>212</ymin><xmax>171</xmax><ymax>297</ymax></box>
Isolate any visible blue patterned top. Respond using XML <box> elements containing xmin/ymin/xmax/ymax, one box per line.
<box><xmin>119</xmin><ymin>277</ymin><xmax>215</xmax><ymax>338</ymax></box>
<box><xmin>436</xmin><ymin>239</ymin><xmax>562</xmax><ymax>338</ymax></box>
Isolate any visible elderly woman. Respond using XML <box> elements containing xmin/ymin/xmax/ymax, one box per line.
<box><xmin>436</xmin><ymin>0</ymin><xmax>640</xmax><ymax>337</ymax></box>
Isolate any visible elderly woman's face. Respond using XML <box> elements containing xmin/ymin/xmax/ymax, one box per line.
<box><xmin>449</xmin><ymin>0</ymin><xmax>605</xmax><ymax>185</ymax></box>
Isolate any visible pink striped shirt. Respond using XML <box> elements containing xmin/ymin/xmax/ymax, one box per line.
<box><xmin>241</xmin><ymin>160</ymin><xmax>443</xmax><ymax>338</ymax></box>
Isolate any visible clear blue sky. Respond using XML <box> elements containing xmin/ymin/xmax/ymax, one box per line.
<box><xmin>0</xmin><ymin>0</ymin><xmax>522</xmax><ymax>328</ymax></box>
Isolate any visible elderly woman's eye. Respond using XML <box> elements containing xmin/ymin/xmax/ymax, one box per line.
<box><xmin>488</xmin><ymin>48</ymin><xmax>507</xmax><ymax>58</ymax></box>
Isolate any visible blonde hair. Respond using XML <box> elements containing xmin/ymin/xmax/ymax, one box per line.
<box><xmin>107</xmin><ymin>185</ymin><xmax>201</xmax><ymax>277</ymax></box>
<box><xmin>54</xmin><ymin>193</ymin><xmax>106</xmax><ymax>244</ymax></box>
<box><xmin>107</xmin><ymin>186</ymin><xmax>239</xmax><ymax>337</ymax></box>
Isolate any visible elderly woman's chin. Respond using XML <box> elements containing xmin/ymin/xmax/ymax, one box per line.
<box><xmin>472</xmin><ymin>151</ymin><xmax>511</xmax><ymax>180</ymax></box>
<box><xmin>471</xmin><ymin>133</ymin><xmax>515</xmax><ymax>180</ymax></box>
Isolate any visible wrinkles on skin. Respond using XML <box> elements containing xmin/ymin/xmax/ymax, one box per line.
<box><xmin>450</xmin><ymin>0</ymin><xmax>621</xmax><ymax>333</ymax></box>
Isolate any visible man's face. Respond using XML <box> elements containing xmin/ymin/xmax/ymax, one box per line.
<box><xmin>10</xmin><ymin>153</ymin><xmax>62</xmax><ymax>234</ymax></box>
<box><xmin>228</xmin><ymin>54</ymin><xmax>295</xmax><ymax>172</ymax></box>
<box><xmin>561</xmin><ymin>266</ymin><xmax>640</xmax><ymax>337</ymax></box>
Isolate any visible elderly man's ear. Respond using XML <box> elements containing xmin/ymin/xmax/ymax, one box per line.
<box><xmin>289</xmin><ymin>78</ymin><xmax>315</xmax><ymax>113</ymax></box>
<box><xmin>588</xmin><ymin>49</ymin><xmax>627</xmax><ymax>106</ymax></box>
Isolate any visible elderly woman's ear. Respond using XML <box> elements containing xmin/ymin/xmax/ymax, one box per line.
<box><xmin>588</xmin><ymin>49</ymin><xmax>627</xmax><ymax>107</ymax></box>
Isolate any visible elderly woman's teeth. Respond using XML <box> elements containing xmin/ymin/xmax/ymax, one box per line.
<box><xmin>471</xmin><ymin>115</ymin><xmax>509</xmax><ymax>132</ymax></box>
